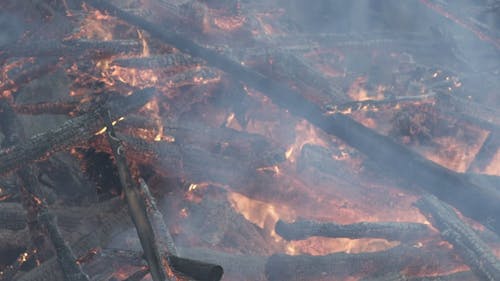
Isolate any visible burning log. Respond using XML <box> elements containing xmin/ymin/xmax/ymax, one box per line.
<box><xmin>415</xmin><ymin>195</ymin><xmax>500</xmax><ymax>281</ymax></box>
<box><xmin>0</xmin><ymin>88</ymin><xmax>154</xmax><ymax>175</ymax></box>
<box><xmin>80</xmin><ymin>0</ymin><xmax>500</xmax><ymax>237</ymax></box>
<box><xmin>275</xmin><ymin>219</ymin><xmax>433</xmax><ymax>242</ymax></box>
<box><xmin>264</xmin><ymin>244</ymin><xmax>459</xmax><ymax>281</ymax></box>
<box><xmin>111</xmin><ymin>53</ymin><xmax>204</xmax><ymax>69</ymax></box>
<box><xmin>102</xmin><ymin>112</ymin><xmax>167</xmax><ymax>281</ymax></box>
<box><xmin>0</xmin><ymin>57</ymin><xmax>60</xmax><ymax>95</ymax></box>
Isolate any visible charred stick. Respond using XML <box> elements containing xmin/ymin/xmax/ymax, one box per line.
<box><xmin>139</xmin><ymin>177</ymin><xmax>224</xmax><ymax>281</ymax></box>
<box><xmin>11</xmin><ymin>101</ymin><xmax>80</xmax><ymax>115</ymax></box>
<box><xmin>275</xmin><ymin>219</ymin><xmax>433</xmax><ymax>242</ymax></box>
<box><xmin>82</xmin><ymin>0</ymin><xmax>500</xmax><ymax>237</ymax></box>
<box><xmin>0</xmin><ymin>88</ymin><xmax>154</xmax><ymax>175</ymax></box>
<box><xmin>111</xmin><ymin>53</ymin><xmax>204</xmax><ymax>69</ymax></box>
<box><xmin>138</xmin><ymin>178</ymin><xmax>177</xmax><ymax>256</ymax></box>
<box><xmin>0</xmin><ymin>57</ymin><xmax>59</xmax><ymax>95</ymax></box>
<box><xmin>102</xmin><ymin>112</ymin><xmax>167</xmax><ymax>281</ymax></box>
<box><xmin>415</xmin><ymin>195</ymin><xmax>500</xmax><ymax>281</ymax></box>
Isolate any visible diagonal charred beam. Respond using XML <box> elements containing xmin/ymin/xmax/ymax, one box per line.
<box><xmin>81</xmin><ymin>0</ymin><xmax>500</xmax><ymax>236</ymax></box>
<box><xmin>415</xmin><ymin>195</ymin><xmax>500</xmax><ymax>281</ymax></box>
<box><xmin>0</xmin><ymin>88</ymin><xmax>154</xmax><ymax>175</ymax></box>
<box><xmin>275</xmin><ymin>219</ymin><xmax>433</xmax><ymax>242</ymax></box>
<box><xmin>102</xmin><ymin>112</ymin><xmax>167</xmax><ymax>281</ymax></box>
<box><xmin>467</xmin><ymin>132</ymin><xmax>500</xmax><ymax>173</ymax></box>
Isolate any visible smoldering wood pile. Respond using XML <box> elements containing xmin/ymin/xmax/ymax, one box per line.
<box><xmin>1</xmin><ymin>0</ymin><xmax>500</xmax><ymax>281</ymax></box>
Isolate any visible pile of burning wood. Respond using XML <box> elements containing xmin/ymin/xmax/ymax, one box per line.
<box><xmin>1</xmin><ymin>0</ymin><xmax>500</xmax><ymax>280</ymax></box>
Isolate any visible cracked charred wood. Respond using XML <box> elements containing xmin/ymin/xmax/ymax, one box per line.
<box><xmin>121</xmin><ymin>267</ymin><xmax>150</xmax><ymax>281</ymax></box>
<box><xmin>0</xmin><ymin>203</ymin><xmax>26</xmax><ymax>231</ymax></box>
<box><xmin>0</xmin><ymin>88</ymin><xmax>154</xmax><ymax>175</ymax></box>
<box><xmin>38</xmin><ymin>210</ymin><xmax>90</xmax><ymax>281</ymax></box>
<box><xmin>275</xmin><ymin>219</ymin><xmax>432</xmax><ymax>242</ymax></box>
<box><xmin>111</xmin><ymin>53</ymin><xmax>204</xmax><ymax>69</ymax></box>
<box><xmin>360</xmin><ymin>271</ymin><xmax>477</xmax><ymax>281</ymax></box>
<box><xmin>102</xmin><ymin>112</ymin><xmax>167</xmax><ymax>281</ymax></box>
<box><xmin>265</xmin><ymin>244</ymin><xmax>460</xmax><ymax>281</ymax></box>
<box><xmin>164</xmin><ymin>121</ymin><xmax>285</xmax><ymax>167</ymax></box>
<box><xmin>415</xmin><ymin>195</ymin><xmax>500</xmax><ymax>281</ymax></box>
<box><xmin>0</xmin><ymin>39</ymin><xmax>141</xmax><ymax>60</ymax></box>
<box><xmin>82</xmin><ymin>0</ymin><xmax>500</xmax><ymax>237</ymax></box>
<box><xmin>0</xmin><ymin>228</ymin><xmax>29</xmax><ymax>252</ymax></box>
<box><xmin>11</xmin><ymin>101</ymin><xmax>80</xmax><ymax>116</ymax></box>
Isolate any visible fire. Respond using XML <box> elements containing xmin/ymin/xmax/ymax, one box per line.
<box><xmin>228</xmin><ymin>191</ymin><xmax>294</xmax><ymax>240</ymax></box>
<box><xmin>285</xmin><ymin>120</ymin><xmax>329</xmax><ymax>163</ymax></box>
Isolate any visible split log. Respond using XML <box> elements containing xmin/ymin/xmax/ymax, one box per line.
<box><xmin>0</xmin><ymin>88</ymin><xmax>154</xmax><ymax>175</ymax></box>
<box><xmin>264</xmin><ymin>244</ymin><xmax>459</xmax><ymax>281</ymax></box>
<box><xmin>81</xmin><ymin>0</ymin><xmax>500</xmax><ymax>237</ymax></box>
<box><xmin>275</xmin><ymin>219</ymin><xmax>432</xmax><ymax>242</ymax></box>
<box><xmin>415</xmin><ymin>195</ymin><xmax>500</xmax><ymax>281</ymax></box>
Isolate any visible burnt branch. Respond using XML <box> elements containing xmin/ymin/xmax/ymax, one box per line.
<box><xmin>0</xmin><ymin>88</ymin><xmax>154</xmax><ymax>175</ymax></box>
<box><xmin>415</xmin><ymin>195</ymin><xmax>500</xmax><ymax>281</ymax></box>
<box><xmin>360</xmin><ymin>271</ymin><xmax>477</xmax><ymax>281</ymax></box>
<box><xmin>102</xmin><ymin>112</ymin><xmax>167</xmax><ymax>281</ymax></box>
<box><xmin>275</xmin><ymin>219</ymin><xmax>432</xmax><ymax>242</ymax></box>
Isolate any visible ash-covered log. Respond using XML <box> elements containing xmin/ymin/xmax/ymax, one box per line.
<box><xmin>81</xmin><ymin>0</ymin><xmax>500</xmax><ymax>236</ymax></box>
<box><xmin>275</xmin><ymin>219</ymin><xmax>432</xmax><ymax>242</ymax></box>
<box><xmin>0</xmin><ymin>88</ymin><xmax>154</xmax><ymax>175</ymax></box>
<box><xmin>0</xmin><ymin>203</ymin><xmax>27</xmax><ymax>231</ymax></box>
<box><xmin>415</xmin><ymin>195</ymin><xmax>500</xmax><ymax>281</ymax></box>
<box><xmin>264</xmin><ymin>244</ymin><xmax>458</xmax><ymax>281</ymax></box>
<box><xmin>360</xmin><ymin>271</ymin><xmax>477</xmax><ymax>281</ymax></box>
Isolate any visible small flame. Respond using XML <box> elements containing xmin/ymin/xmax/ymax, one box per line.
<box><xmin>286</xmin><ymin>120</ymin><xmax>329</xmax><ymax>163</ymax></box>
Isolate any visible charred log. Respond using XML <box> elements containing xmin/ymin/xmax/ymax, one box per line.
<box><xmin>415</xmin><ymin>195</ymin><xmax>500</xmax><ymax>281</ymax></box>
<box><xmin>264</xmin><ymin>244</ymin><xmax>459</xmax><ymax>281</ymax></box>
<box><xmin>360</xmin><ymin>271</ymin><xmax>478</xmax><ymax>281</ymax></box>
<box><xmin>275</xmin><ymin>219</ymin><xmax>432</xmax><ymax>242</ymax></box>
